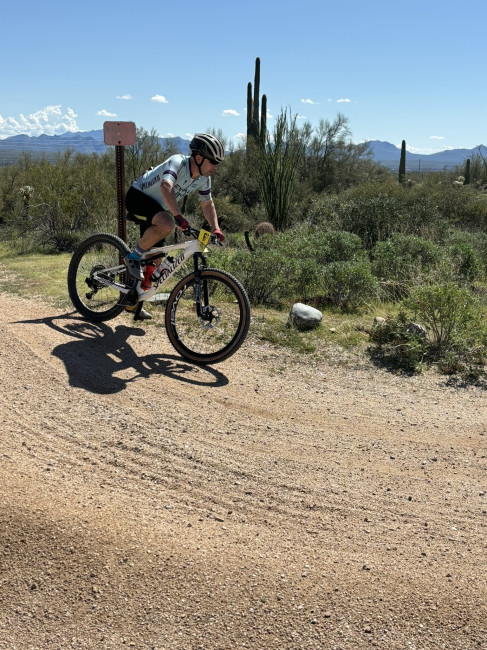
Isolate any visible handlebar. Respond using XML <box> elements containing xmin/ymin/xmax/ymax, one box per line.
<box><xmin>182</xmin><ymin>225</ymin><xmax>222</xmax><ymax>246</ymax></box>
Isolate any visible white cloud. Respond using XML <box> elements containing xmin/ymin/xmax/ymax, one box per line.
<box><xmin>117</xmin><ymin>94</ymin><xmax>133</xmax><ymax>100</ymax></box>
<box><xmin>96</xmin><ymin>109</ymin><xmax>117</xmax><ymax>117</ymax></box>
<box><xmin>152</xmin><ymin>94</ymin><xmax>168</xmax><ymax>103</ymax></box>
<box><xmin>301</xmin><ymin>98</ymin><xmax>318</xmax><ymax>105</ymax></box>
<box><xmin>337</xmin><ymin>98</ymin><xmax>351</xmax><ymax>103</ymax></box>
<box><xmin>297</xmin><ymin>114</ymin><xmax>307</xmax><ymax>119</ymax></box>
<box><xmin>222</xmin><ymin>109</ymin><xmax>240</xmax><ymax>117</ymax></box>
<box><xmin>429</xmin><ymin>135</ymin><xmax>444</xmax><ymax>140</ymax></box>
<box><xmin>0</xmin><ymin>105</ymin><xmax>79</xmax><ymax>139</ymax></box>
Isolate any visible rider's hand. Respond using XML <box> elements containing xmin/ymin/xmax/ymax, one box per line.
<box><xmin>174</xmin><ymin>214</ymin><xmax>190</xmax><ymax>230</ymax></box>
<box><xmin>212</xmin><ymin>228</ymin><xmax>225</xmax><ymax>242</ymax></box>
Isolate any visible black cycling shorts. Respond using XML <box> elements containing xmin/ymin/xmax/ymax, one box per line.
<box><xmin>125</xmin><ymin>186</ymin><xmax>167</xmax><ymax>244</ymax></box>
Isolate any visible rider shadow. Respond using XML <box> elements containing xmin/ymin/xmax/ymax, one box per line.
<box><xmin>16</xmin><ymin>312</ymin><xmax>229</xmax><ymax>395</ymax></box>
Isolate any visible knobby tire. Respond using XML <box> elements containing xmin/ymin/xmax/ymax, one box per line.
<box><xmin>67</xmin><ymin>232</ymin><xmax>130</xmax><ymax>322</ymax></box>
<box><xmin>165</xmin><ymin>268</ymin><xmax>250</xmax><ymax>364</ymax></box>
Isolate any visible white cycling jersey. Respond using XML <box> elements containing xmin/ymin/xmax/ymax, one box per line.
<box><xmin>131</xmin><ymin>154</ymin><xmax>211</xmax><ymax>209</ymax></box>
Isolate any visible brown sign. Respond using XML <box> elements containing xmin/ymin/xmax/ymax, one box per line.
<box><xmin>103</xmin><ymin>121</ymin><xmax>136</xmax><ymax>146</ymax></box>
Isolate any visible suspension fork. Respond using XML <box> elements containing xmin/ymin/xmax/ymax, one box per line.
<box><xmin>192</xmin><ymin>252</ymin><xmax>209</xmax><ymax>319</ymax></box>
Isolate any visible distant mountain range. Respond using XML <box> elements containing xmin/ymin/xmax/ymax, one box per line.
<box><xmin>366</xmin><ymin>140</ymin><xmax>487</xmax><ymax>171</ymax></box>
<box><xmin>0</xmin><ymin>130</ymin><xmax>485</xmax><ymax>171</ymax></box>
<box><xmin>0</xmin><ymin>130</ymin><xmax>191</xmax><ymax>163</ymax></box>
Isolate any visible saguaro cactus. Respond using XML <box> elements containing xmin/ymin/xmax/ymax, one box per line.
<box><xmin>252</xmin><ymin>57</ymin><xmax>260</xmax><ymax>135</ymax></box>
<box><xmin>464</xmin><ymin>158</ymin><xmax>471</xmax><ymax>185</ymax></box>
<box><xmin>398</xmin><ymin>140</ymin><xmax>406</xmax><ymax>183</ymax></box>
<box><xmin>247</xmin><ymin>57</ymin><xmax>267</xmax><ymax>143</ymax></box>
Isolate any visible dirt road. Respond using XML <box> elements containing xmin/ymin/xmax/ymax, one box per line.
<box><xmin>0</xmin><ymin>289</ymin><xmax>486</xmax><ymax>649</ymax></box>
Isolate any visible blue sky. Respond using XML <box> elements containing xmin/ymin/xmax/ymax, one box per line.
<box><xmin>1</xmin><ymin>0</ymin><xmax>485</xmax><ymax>154</ymax></box>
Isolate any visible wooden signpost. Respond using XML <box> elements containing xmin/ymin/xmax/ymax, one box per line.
<box><xmin>103</xmin><ymin>121</ymin><xmax>136</xmax><ymax>242</ymax></box>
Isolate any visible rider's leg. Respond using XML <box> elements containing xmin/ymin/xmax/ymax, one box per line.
<box><xmin>124</xmin><ymin>210</ymin><xmax>175</xmax><ymax>320</ymax></box>
<box><xmin>125</xmin><ymin>211</ymin><xmax>174</xmax><ymax>280</ymax></box>
<box><xmin>138</xmin><ymin>211</ymin><xmax>174</xmax><ymax>250</ymax></box>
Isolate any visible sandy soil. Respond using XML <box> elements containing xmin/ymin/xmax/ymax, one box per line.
<box><xmin>0</xmin><ymin>287</ymin><xmax>486</xmax><ymax>650</ymax></box>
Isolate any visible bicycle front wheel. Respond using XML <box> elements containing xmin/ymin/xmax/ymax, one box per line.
<box><xmin>165</xmin><ymin>268</ymin><xmax>251</xmax><ymax>364</ymax></box>
<box><xmin>67</xmin><ymin>232</ymin><xmax>130</xmax><ymax>322</ymax></box>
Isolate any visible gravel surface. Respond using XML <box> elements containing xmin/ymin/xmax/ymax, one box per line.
<box><xmin>0</xmin><ymin>288</ymin><xmax>486</xmax><ymax>650</ymax></box>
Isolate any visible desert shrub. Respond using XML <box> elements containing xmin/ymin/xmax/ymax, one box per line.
<box><xmin>370</xmin><ymin>284</ymin><xmax>487</xmax><ymax>377</ymax></box>
<box><xmin>313</xmin><ymin>230</ymin><xmax>368</xmax><ymax>265</ymax></box>
<box><xmin>243</xmin><ymin>225</ymin><xmax>373</xmax><ymax>307</ymax></box>
<box><xmin>321</xmin><ymin>260</ymin><xmax>379</xmax><ymax>311</ymax></box>
<box><xmin>446</xmin><ymin>241</ymin><xmax>483</xmax><ymax>282</ymax></box>
<box><xmin>404</xmin><ymin>283</ymin><xmax>486</xmax><ymax>354</ymax></box>
<box><xmin>442</xmin><ymin>230</ymin><xmax>487</xmax><ymax>280</ymax></box>
<box><xmin>215</xmin><ymin>226</ymin><xmax>374</xmax><ymax>309</ymax></box>
<box><xmin>0</xmin><ymin>151</ymin><xmax>117</xmax><ymax>253</ymax></box>
<box><xmin>306</xmin><ymin>181</ymin><xmax>450</xmax><ymax>247</ymax></box>
<box><xmin>369</xmin><ymin>312</ymin><xmax>430</xmax><ymax>372</ymax></box>
<box><xmin>372</xmin><ymin>234</ymin><xmax>444</xmax><ymax>300</ymax></box>
<box><xmin>334</xmin><ymin>193</ymin><xmax>405</xmax><ymax>248</ymax></box>
<box><xmin>428</xmin><ymin>184</ymin><xmax>487</xmax><ymax>230</ymax></box>
<box><xmin>254</xmin><ymin>224</ymin><xmax>367</xmax><ymax>263</ymax></box>
<box><xmin>219</xmin><ymin>248</ymin><xmax>300</xmax><ymax>306</ymax></box>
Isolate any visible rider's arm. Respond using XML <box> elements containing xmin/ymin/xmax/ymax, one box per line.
<box><xmin>160</xmin><ymin>179</ymin><xmax>181</xmax><ymax>219</ymax></box>
<box><xmin>201</xmin><ymin>200</ymin><xmax>220</xmax><ymax>231</ymax></box>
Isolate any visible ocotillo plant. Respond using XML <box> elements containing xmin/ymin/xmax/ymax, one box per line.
<box><xmin>247</xmin><ymin>57</ymin><xmax>267</xmax><ymax>143</ymax></box>
<box><xmin>398</xmin><ymin>140</ymin><xmax>406</xmax><ymax>183</ymax></box>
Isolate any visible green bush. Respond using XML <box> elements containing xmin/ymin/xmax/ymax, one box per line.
<box><xmin>369</xmin><ymin>312</ymin><xmax>430</xmax><ymax>372</ymax></box>
<box><xmin>447</xmin><ymin>242</ymin><xmax>483</xmax><ymax>282</ymax></box>
<box><xmin>443</xmin><ymin>230</ymin><xmax>487</xmax><ymax>280</ymax></box>
<box><xmin>334</xmin><ymin>193</ymin><xmax>404</xmax><ymax>248</ymax></box>
<box><xmin>215</xmin><ymin>226</ymin><xmax>375</xmax><ymax>310</ymax></box>
<box><xmin>370</xmin><ymin>284</ymin><xmax>487</xmax><ymax>377</ymax></box>
<box><xmin>321</xmin><ymin>260</ymin><xmax>379</xmax><ymax>311</ymax></box>
<box><xmin>405</xmin><ymin>283</ymin><xmax>485</xmax><ymax>354</ymax></box>
<box><xmin>313</xmin><ymin>229</ymin><xmax>368</xmax><ymax>265</ymax></box>
<box><xmin>253</xmin><ymin>224</ymin><xmax>366</xmax><ymax>262</ymax></box>
<box><xmin>428</xmin><ymin>184</ymin><xmax>487</xmax><ymax>230</ymax></box>
<box><xmin>0</xmin><ymin>151</ymin><xmax>117</xmax><ymax>253</ymax></box>
<box><xmin>372</xmin><ymin>234</ymin><xmax>444</xmax><ymax>300</ymax></box>
<box><xmin>317</xmin><ymin>181</ymin><xmax>451</xmax><ymax>248</ymax></box>
<box><xmin>219</xmin><ymin>248</ymin><xmax>300</xmax><ymax>306</ymax></box>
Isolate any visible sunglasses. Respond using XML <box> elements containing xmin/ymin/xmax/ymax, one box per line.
<box><xmin>205</xmin><ymin>157</ymin><xmax>219</xmax><ymax>166</ymax></box>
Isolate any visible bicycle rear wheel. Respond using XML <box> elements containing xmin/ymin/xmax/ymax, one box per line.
<box><xmin>165</xmin><ymin>268</ymin><xmax>251</xmax><ymax>364</ymax></box>
<box><xmin>67</xmin><ymin>232</ymin><xmax>130</xmax><ymax>322</ymax></box>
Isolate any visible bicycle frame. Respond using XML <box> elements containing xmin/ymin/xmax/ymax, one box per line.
<box><xmin>91</xmin><ymin>228</ymin><xmax>213</xmax><ymax>303</ymax></box>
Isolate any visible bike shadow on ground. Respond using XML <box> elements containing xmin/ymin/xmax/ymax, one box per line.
<box><xmin>15</xmin><ymin>311</ymin><xmax>229</xmax><ymax>395</ymax></box>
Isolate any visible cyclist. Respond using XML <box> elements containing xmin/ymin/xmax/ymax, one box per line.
<box><xmin>124</xmin><ymin>133</ymin><xmax>226</xmax><ymax>320</ymax></box>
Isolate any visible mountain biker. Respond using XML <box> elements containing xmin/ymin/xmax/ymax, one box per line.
<box><xmin>123</xmin><ymin>133</ymin><xmax>226</xmax><ymax>320</ymax></box>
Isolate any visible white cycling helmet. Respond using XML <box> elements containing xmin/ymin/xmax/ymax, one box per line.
<box><xmin>189</xmin><ymin>133</ymin><xmax>225</xmax><ymax>163</ymax></box>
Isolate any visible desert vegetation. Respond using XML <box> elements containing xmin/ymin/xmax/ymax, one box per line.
<box><xmin>1</xmin><ymin>65</ymin><xmax>487</xmax><ymax>378</ymax></box>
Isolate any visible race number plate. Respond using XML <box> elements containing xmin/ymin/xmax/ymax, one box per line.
<box><xmin>198</xmin><ymin>229</ymin><xmax>211</xmax><ymax>246</ymax></box>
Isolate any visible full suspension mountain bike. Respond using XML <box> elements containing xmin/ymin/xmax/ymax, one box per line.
<box><xmin>67</xmin><ymin>226</ymin><xmax>251</xmax><ymax>364</ymax></box>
